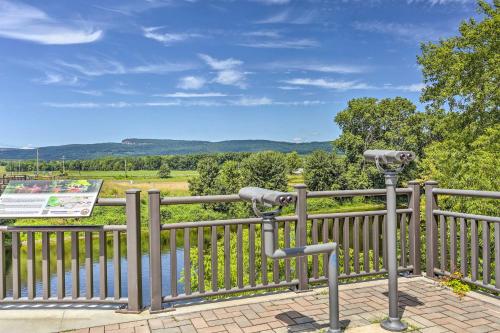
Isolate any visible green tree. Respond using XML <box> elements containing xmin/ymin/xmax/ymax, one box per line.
<box><xmin>240</xmin><ymin>151</ymin><xmax>288</xmax><ymax>191</ymax></box>
<box><xmin>303</xmin><ymin>151</ymin><xmax>344</xmax><ymax>191</ymax></box>
<box><xmin>157</xmin><ymin>164</ymin><xmax>171</xmax><ymax>179</ymax></box>
<box><xmin>285</xmin><ymin>151</ymin><xmax>303</xmax><ymax>174</ymax></box>
<box><xmin>417</xmin><ymin>0</ymin><xmax>499</xmax><ymax>137</ymax></box>
<box><xmin>217</xmin><ymin>160</ymin><xmax>242</xmax><ymax>194</ymax></box>
<box><xmin>333</xmin><ymin>97</ymin><xmax>427</xmax><ymax>188</ymax></box>
<box><xmin>188</xmin><ymin>157</ymin><xmax>221</xmax><ymax>196</ymax></box>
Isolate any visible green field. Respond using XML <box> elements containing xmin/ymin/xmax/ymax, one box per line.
<box><xmin>0</xmin><ymin>165</ymin><xmax>5</xmax><ymax>176</ymax></box>
<box><xmin>64</xmin><ymin>169</ymin><xmax>197</xmax><ymax>182</ymax></box>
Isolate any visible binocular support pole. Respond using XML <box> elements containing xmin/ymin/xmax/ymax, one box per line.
<box><xmin>260</xmin><ymin>211</ymin><xmax>341</xmax><ymax>333</ymax></box>
<box><xmin>380</xmin><ymin>173</ymin><xmax>407</xmax><ymax>332</ymax></box>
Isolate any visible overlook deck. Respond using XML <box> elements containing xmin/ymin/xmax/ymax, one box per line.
<box><xmin>7</xmin><ymin>277</ymin><xmax>492</xmax><ymax>333</ymax></box>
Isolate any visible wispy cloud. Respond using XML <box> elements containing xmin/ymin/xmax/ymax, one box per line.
<box><xmin>33</xmin><ymin>72</ymin><xmax>79</xmax><ymax>86</ymax></box>
<box><xmin>199</xmin><ymin>54</ymin><xmax>247</xmax><ymax>88</ymax></box>
<box><xmin>142</xmin><ymin>26</ymin><xmax>202</xmax><ymax>45</ymax></box>
<box><xmin>283</xmin><ymin>78</ymin><xmax>373</xmax><ymax>90</ymax></box>
<box><xmin>256</xmin><ymin>9</ymin><xmax>317</xmax><ymax>24</ymax></box>
<box><xmin>407</xmin><ymin>0</ymin><xmax>473</xmax><ymax>5</ymax></box>
<box><xmin>0</xmin><ymin>1</ymin><xmax>102</xmax><ymax>45</ymax></box>
<box><xmin>73</xmin><ymin>89</ymin><xmax>102</xmax><ymax>96</ymax></box>
<box><xmin>283</xmin><ymin>77</ymin><xmax>425</xmax><ymax>92</ymax></box>
<box><xmin>56</xmin><ymin>57</ymin><xmax>196</xmax><ymax>76</ymax></box>
<box><xmin>239</xmin><ymin>38</ymin><xmax>319</xmax><ymax>49</ymax></box>
<box><xmin>277</xmin><ymin>86</ymin><xmax>303</xmax><ymax>90</ymax></box>
<box><xmin>244</xmin><ymin>30</ymin><xmax>282</xmax><ymax>38</ymax></box>
<box><xmin>177</xmin><ymin>76</ymin><xmax>206</xmax><ymax>90</ymax></box>
<box><xmin>352</xmin><ymin>21</ymin><xmax>446</xmax><ymax>42</ymax></box>
<box><xmin>155</xmin><ymin>92</ymin><xmax>227</xmax><ymax>98</ymax></box>
<box><xmin>265</xmin><ymin>62</ymin><xmax>367</xmax><ymax>74</ymax></box>
<box><xmin>231</xmin><ymin>97</ymin><xmax>273</xmax><ymax>106</ymax></box>
<box><xmin>251</xmin><ymin>0</ymin><xmax>290</xmax><ymax>5</ymax></box>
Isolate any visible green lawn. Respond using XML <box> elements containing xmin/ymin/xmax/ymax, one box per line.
<box><xmin>63</xmin><ymin>169</ymin><xmax>197</xmax><ymax>182</ymax></box>
<box><xmin>0</xmin><ymin>165</ymin><xmax>5</xmax><ymax>176</ymax></box>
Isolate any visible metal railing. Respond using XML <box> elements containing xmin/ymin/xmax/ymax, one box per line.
<box><xmin>148</xmin><ymin>182</ymin><xmax>421</xmax><ymax>312</ymax></box>
<box><xmin>425</xmin><ymin>181</ymin><xmax>500</xmax><ymax>293</ymax></box>
<box><xmin>0</xmin><ymin>190</ymin><xmax>143</xmax><ymax>312</ymax></box>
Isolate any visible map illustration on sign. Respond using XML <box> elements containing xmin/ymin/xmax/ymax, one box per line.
<box><xmin>0</xmin><ymin>180</ymin><xmax>103</xmax><ymax>218</ymax></box>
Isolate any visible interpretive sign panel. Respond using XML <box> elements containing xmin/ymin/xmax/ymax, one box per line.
<box><xmin>0</xmin><ymin>180</ymin><xmax>103</xmax><ymax>218</ymax></box>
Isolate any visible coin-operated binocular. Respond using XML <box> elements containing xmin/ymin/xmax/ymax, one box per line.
<box><xmin>364</xmin><ymin>149</ymin><xmax>416</xmax><ymax>332</ymax></box>
<box><xmin>239</xmin><ymin>187</ymin><xmax>341</xmax><ymax>333</ymax></box>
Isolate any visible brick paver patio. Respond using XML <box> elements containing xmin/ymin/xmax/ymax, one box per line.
<box><xmin>64</xmin><ymin>277</ymin><xmax>500</xmax><ymax>333</ymax></box>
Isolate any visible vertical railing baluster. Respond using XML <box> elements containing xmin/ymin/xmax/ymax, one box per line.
<box><xmin>211</xmin><ymin>226</ymin><xmax>218</xmax><ymax>291</ymax></box>
<box><xmin>249</xmin><ymin>224</ymin><xmax>256</xmax><ymax>287</ymax></box>
<box><xmin>343</xmin><ymin>217</ymin><xmax>350</xmax><ymax>275</ymax></box>
<box><xmin>261</xmin><ymin>225</ymin><xmax>268</xmax><ymax>285</ymax></box>
<box><xmin>197</xmin><ymin>227</ymin><xmax>205</xmax><ymax>293</ymax></box>
<box><xmin>42</xmin><ymin>232</ymin><xmax>51</xmax><ymax>299</ymax></box>
<box><xmin>440</xmin><ymin>215</ymin><xmax>447</xmax><ymax>272</ymax></box>
<box><xmin>353</xmin><ymin>217</ymin><xmax>360</xmax><ymax>274</ymax></box>
<box><xmin>148</xmin><ymin>189</ymin><xmax>161</xmax><ymax>311</ymax></box>
<box><xmin>363</xmin><ymin>216</ymin><xmax>370</xmax><ymax>273</ymax></box>
<box><xmin>482</xmin><ymin>221</ymin><xmax>490</xmax><ymax>285</ymax></box>
<box><xmin>238</xmin><ymin>224</ymin><xmax>244</xmax><ymax>288</ymax></box>
<box><xmin>333</xmin><ymin>218</ymin><xmax>340</xmax><ymax>244</ymax></box>
<box><xmin>408</xmin><ymin>181</ymin><xmax>421</xmax><ymax>275</ymax></box>
<box><xmin>0</xmin><ymin>232</ymin><xmax>5</xmax><ymax>299</ymax></box>
<box><xmin>170</xmin><ymin>229</ymin><xmax>177</xmax><ymax>297</ymax></box>
<box><xmin>85</xmin><ymin>231</ymin><xmax>93</xmax><ymax>299</ymax></box>
<box><xmin>373</xmin><ymin>215</ymin><xmax>380</xmax><ymax>272</ymax></box>
<box><xmin>460</xmin><ymin>218</ymin><xmax>467</xmax><ymax>278</ymax></box>
<box><xmin>99</xmin><ymin>231</ymin><xmax>107</xmax><ymax>299</ymax></box>
<box><xmin>56</xmin><ymin>231</ymin><xmax>65</xmax><ymax>299</ymax></box>
<box><xmin>471</xmin><ymin>219</ymin><xmax>478</xmax><ymax>281</ymax></box>
<box><xmin>495</xmin><ymin>222</ymin><xmax>500</xmax><ymax>289</ymax></box>
<box><xmin>400</xmin><ymin>213</ymin><xmax>406</xmax><ymax>268</ymax></box>
<box><xmin>312</xmin><ymin>219</ymin><xmax>319</xmax><ymax>279</ymax></box>
<box><xmin>12</xmin><ymin>231</ymin><xmax>20</xmax><ymax>299</ymax></box>
<box><xmin>224</xmin><ymin>225</ymin><xmax>231</xmax><ymax>290</ymax></box>
<box><xmin>450</xmin><ymin>217</ymin><xmax>457</xmax><ymax>272</ymax></box>
<box><xmin>273</xmin><ymin>221</ymin><xmax>279</xmax><ymax>284</ymax></box>
<box><xmin>27</xmin><ymin>231</ymin><xmax>35</xmax><ymax>299</ymax></box>
<box><xmin>184</xmin><ymin>227</ymin><xmax>191</xmax><ymax>295</ymax></box>
<box><xmin>322</xmin><ymin>219</ymin><xmax>329</xmax><ymax>277</ymax></box>
<box><xmin>284</xmin><ymin>222</ymin><xmax>291</xmax><ymax>282</ymax></box>
<box><xmin>113</xmin><ymin>231</ymin><xmax>121</xmax><ymax>300</ymax></box>
<box><xmin>71</xmin><ymin>232</ymin><xmax>80</xmax><ymax>299</ymax></box>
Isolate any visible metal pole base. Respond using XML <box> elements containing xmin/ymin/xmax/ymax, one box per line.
<box><xmin>326</xmin><ymin>329</ymin><xmax>342</xmax><ymax>333</ymax></box>
<box><xmin>381</xmin><ymin>317</ymin><xmax>407</xmax><ymax>332</ymax></box>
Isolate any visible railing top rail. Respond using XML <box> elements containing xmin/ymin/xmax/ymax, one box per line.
<box><xmin>433</xmin><ymin>209</ymin><xmax>500</xmax><ymax>223</ymax></box>
<box><xmin>307</xmin><ymin>188</ymin><xmax>411</xmax><ymax>198</ymax></box>
<box><xmin>96</xmin><ymin>198</ymin><xmax>126</xmax><ymax>206</ymax></box>
<box><xmin>161</xmin><ymin>194</ymin><xmax>240</xmax><ymax>205</ymax></box>
<box><xmin>432</xmin><ymin>188</ymin><xmax>500</xmax><ymax>199</ymax></box>
<box><xmin>308</xmin><ymin>208</ymin><xmax>412</xmax><ymax>220</ymax></box>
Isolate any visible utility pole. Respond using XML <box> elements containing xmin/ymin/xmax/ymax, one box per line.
<box><xmin>62</xmin><ymin>156</ymin><xmax>66</xmax><ymax>174</ymax></box>
<box><xmin>124</xmin><ymin>159</ymin><xmax>128</xmax><ymax>178</ymax></box>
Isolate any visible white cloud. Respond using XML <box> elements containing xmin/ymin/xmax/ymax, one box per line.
<box><xmin>33</xmin><ymin>72</ymin><xmax>79</xmax><ymax>86</ymax></box>
<box><xmin>109</xmin><ymin>87</ymin><xmax>139</xmax><ymax>95</ymax></box>
<box><xmin>199</xmin><ymin>54</ymin><xmax>247</xmax><ymax>88</ymax></box>
<box><xmin>0</xmin><ymin>1</ymin><xmax>102</xmax><ymax>45</ymax></box>
<box><xmin>285</xmin><ymin>63</ymin><xmax>366</xmax><ymax>74</ymax></box>
<box><xmin>251</xmin><ymin>0</ymin><xmax>290</xmax><ymax>4</ymax></box>
<box><xmin>142</xmin><ymin>26</ymin><xmax>202</xmax><ymax>45</ymax></box>
<box><xmin>155</xmin><ymin>92</ymin><xmax>227</xmax><ymax>98</ymax></box>
<box><xmin>177</xmin><ymin>76</ymin><xmax>206</xmax><ymax>90</ymax></box>
<box><xmin>352</xmin><ymin>21</ymin><xmax>445</xmax><ymax>42</ymax></box>
<box><xmin>73</xmin><ymin>89</ymin><xmax>102</xmax><ymax>96</ymax></box>
<box><xmin>244</xmin><ymin>30</ymin><xmax>281</xmax><ymax>38</ymax></box>
<box><xmin>255</xmin><ymin>10</ymin><xmax>290</xmax><ymax>24</ymax></box>
<box><xmin>231</xmin><ymin>97</ymin><xmax>273</xmax><ymax>106</ymax></box>
<box><xmin>283</xmin><ymin>78</ymin><xmax>373</xmax><ymax>90</ymax></box>
<box><xmin>284</xmin><ymin>77</ymin><xmax>425</xmax><ymax>92</ymax></box>
<box><xmin>256</xmin><ymin>9</ymin><xmax>317</xmax><ymax>24</ymax></box>
<box><xmin>278</xmin><ymin>86</ymin><xmax>303</xmax><ymax>90</ymax></box>
<box><xmin>407</xmin><ymin>0</ymin><xmax>473</xmax><ymax>5</ymax></box>
<box><xmin>239</xmin><ymin>38</ymin><xmax>319</xmax><ymax>49</ymax></box>
<box><xmin>56</xmin><ymin>57</ymin><xmax>196</xmax><ymax>76</ymax></box>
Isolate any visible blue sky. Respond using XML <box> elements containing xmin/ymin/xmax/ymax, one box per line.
<box><xmin>0</xmin><ymin>0</ymin><xmax>479</xmax><ymax>147</ymax></box>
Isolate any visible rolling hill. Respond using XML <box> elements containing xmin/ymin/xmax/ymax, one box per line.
<box><xmin>0</xmin><ymin>138</ymin><xmax>333</xmax><ymax>160</ymax></box>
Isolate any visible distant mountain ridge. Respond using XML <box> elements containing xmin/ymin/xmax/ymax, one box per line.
<box><xmin>0</xmin><ymin>138</ymin><xmax>333</xmax><ymax>160</ymax></box>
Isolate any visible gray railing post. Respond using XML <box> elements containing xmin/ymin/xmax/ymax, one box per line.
<box><xmin>408</xmin><ymin>181</ymin><xmax>421</xmax><ymax>275</ymax></box>
<box><xmin>148</xmin><ymin>189</ymin><xmax>163</xmax><ymax>313</ymax></box>
<box><xmin>425</xmin><ymin>181</ymin><xmax>438</xmax><ymax>277</ymax></box>
<box><xmin>126</xmin><ymin>189</ymin><xmax>143</xmax><ymax>312</ymax></box>
<box><xmin>295</xmin><ymin>184</ymin><xmax>309</xmax><ymax>291</ymax></box>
